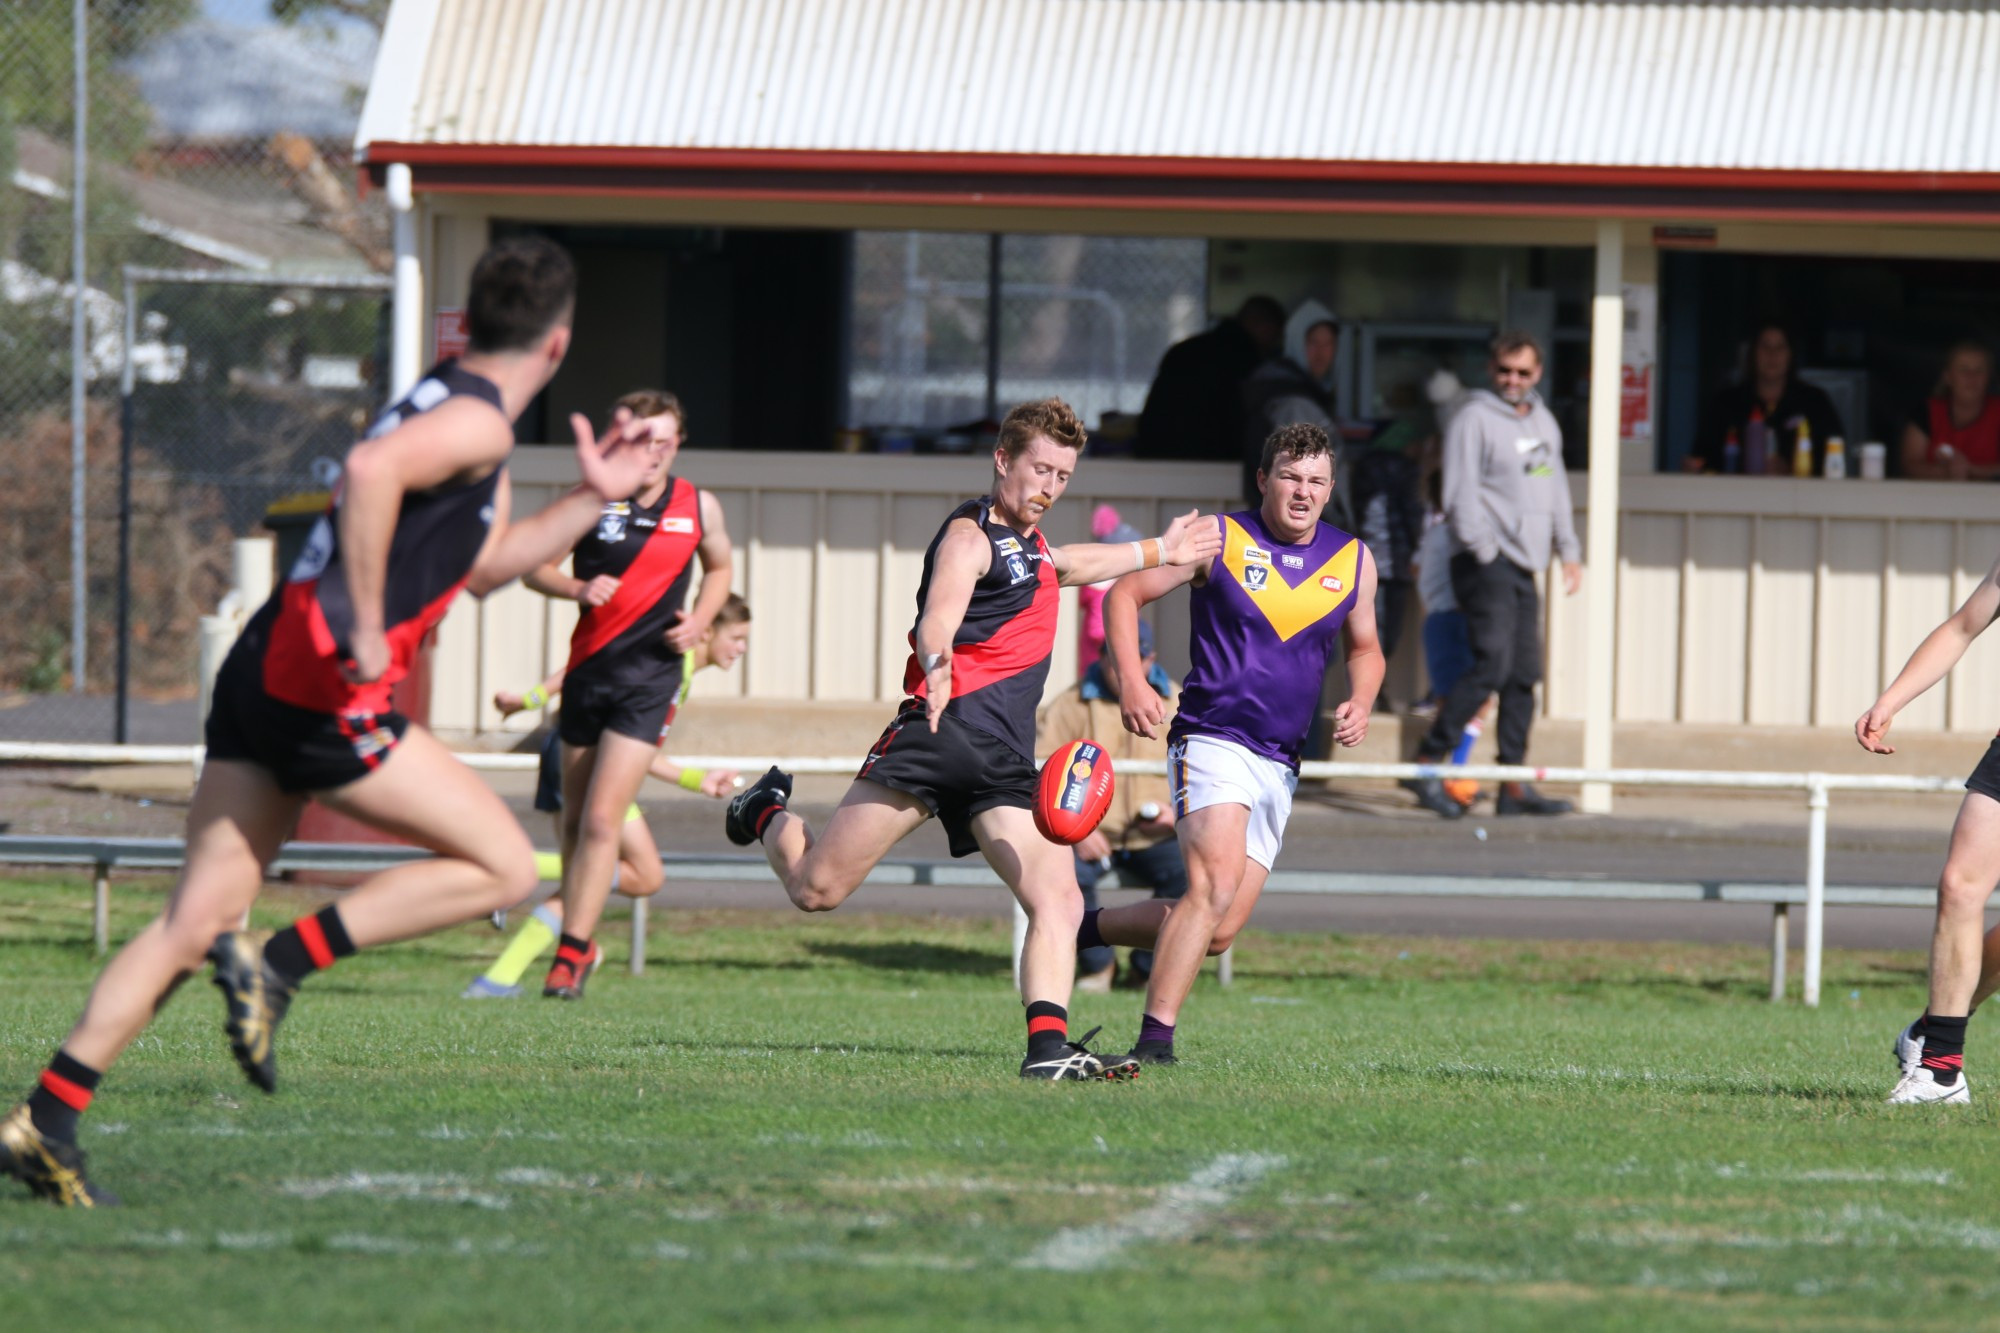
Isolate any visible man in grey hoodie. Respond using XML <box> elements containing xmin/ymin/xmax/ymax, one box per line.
<box><xmin>1407</xmin><ymin>331</ymin><xmax>1580</xmax><ymax>818</ymax></box>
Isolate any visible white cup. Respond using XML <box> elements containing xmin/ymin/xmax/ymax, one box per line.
<box><xmin>1859</xmin><ymin>442</ymin><xmax>1888</xmax><ymax>480</ymax></box>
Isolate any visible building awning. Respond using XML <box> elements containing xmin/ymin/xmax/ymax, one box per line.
<box><xmin>358</xmin><ymin>0</ymin><xmax>2000</xmax><ymax>222</ymax></box>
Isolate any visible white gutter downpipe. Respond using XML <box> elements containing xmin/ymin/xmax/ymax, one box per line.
<box><xmin>1581</xmin><ymin>221</ymin><xmax>1625</xmax><ymax>814</ymax></box>
<box><xmin>387</xmin><ymin>163</ymin><xmax>421</xmax><ymax>399</ymax></box>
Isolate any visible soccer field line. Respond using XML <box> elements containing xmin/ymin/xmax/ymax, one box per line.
<box><xmin>1013</xmin><ymin>1152</ymin><xmax>1287</xmax><ymax>1272</ymax></box>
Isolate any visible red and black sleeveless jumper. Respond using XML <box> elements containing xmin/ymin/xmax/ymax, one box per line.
<box><xmin>204</xmin><ymin>360</ymin><xmax>506</xmax><ymax>792</ymax></box>
<box><xmin>858</xmin><ymin>497</ymin><xmax>1057</xmax><ymax>857</ymax></box>
<box><xmin>555</xmin><ymin>476</ymin><xmax>704</xmax><ymax>748</ymax></box>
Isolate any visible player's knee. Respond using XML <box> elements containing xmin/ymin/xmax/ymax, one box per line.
<box><xmin>1207</xmin><ymin>923</ymin><xmax>1240</xmax><ymax>955</ymax></box>
<box><xmin>1940</xmin><ymin>862</ymin><xmax>1992</xmax><ymax>913</ymax></box>
<box><xmin>788</xmin><ymin>864</ymin><xmax>849</xmax><ymax>912</ymax></box>
<box><xmin>578</xmin><ymin>803</ymin><xmax>625</xmax><ymax>849</ymax></box>
<box><xmin>620</xmin><ymin>856</ymin><xmax>664</xmax><ymax>898</ymax></box>
<box><xmin>485</xmin><ymin>844</ymin><xmax>540</xmax><ymax>910</ymax></box>
<box><xmin>1021</xmin><ymin>891</ymin><xmax>1084</xmax><ymax>935</ymax></box>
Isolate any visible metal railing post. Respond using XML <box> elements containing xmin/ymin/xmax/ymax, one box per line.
<box><xmin>1769</xmin><ymin>903</ymin><xmax>1788</xmax><ymax>1002</ymax></box>
<box><xmin>629</xmin><ymin>896</ymin><xmax>647</xmax><ymax>976</ymax></box>
<box><xmin>1804</xmin><ymin>776</ymin><xmax>1828</xmax><ymax>1007</ymax></box>
<box><xmin>93</xmin><ymin>860</ymin><xmax>110</xmax><ymax>955</ymax></box>
<box><xmin>1011</xmin><ymin>900</ymin><xmax>1028</xmax><ymax>992</ymax></box>
<box><xmin>1217</xmin><ymin>945</ymin><xmax>1233</xmax><ymax>987</ymax></box>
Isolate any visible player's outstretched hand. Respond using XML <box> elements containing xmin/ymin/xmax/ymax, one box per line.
<box><xmin>1332</xmin><ymin>699</ymin><xmax>1370</xmax><ymax>748</ymax></box>
<box><xmin>1119</xmin><ymin>674</ymin><xmax>1165</xmax><ymax>740</ymax></box>
<box><xmin>578</xmin><ymin>575</ymin><xmax>621</xmax><ymax>607</ymax></box>
<box><xmin>494</xmin><ymin>687</ymin><xmax>527</xmax><ymax>718</ymax></box>
<box><xmin>665</xmin><ymin>611</ymin><xmax>712</xmax><ymax>653</ymax></box>
<box><xmin>1160</xmin><ymin>509</ymin><xmax>1222</xmax><ymax>568</ymax></box>
<box><xmin>1855</xmin><ymin>700</ymin><xmax>1897</xmax><ymax>754</ymax></box>
<box><xmin>340</xmin><ymin>625</ymin><xmax>390</xmax><ymax>685</ymax></box>
<box><xmin>924</xmin><ymin>655</ymin><xmax>953</xmax><ymax>733</ymax></box>
<box><xmin>573</xmin><ymin>406</ymin><xmax>656</xmax><ymax>501</ymax></box>
<box><xmin>700</xmin><ymin>769</ymin><xmax>740</xmax><ymax>799</ymax></box>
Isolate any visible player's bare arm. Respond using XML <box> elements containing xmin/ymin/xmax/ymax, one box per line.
<box><xmin>1105</xmin><ymin>562</ymin><xmax>1200</xmax><ymax>740</ymax></box>
<box><xmin>1048</xmin><ymin>507</ymin><xmax>1222</xmax><ymax>587</ymax></box>
<box><xmin>335</xmin><ymin>397</ymin><xmax>520</xmax><ymax>681</ymax></box>
<box><xmin>647</xmin><ymin>750</ymin><xmax>740</xmax><ymax>798</ymax></box>
<box><xmin>913</xmin><ymin>520</ymin><xmax>991</xmax><ymax>733</ymax></box>
<box><xmin>1331</xmin><ymin>545</ymin><xmax>1386</xmax><ymax>749</ymax></box>
<box><xmin>524</xmin><ymin>559</ymin><xmax>620</xmax><ymax>607</ymax></box>
<box><xmin>1858</xmin><ymin>552</ymin><xmax>2000</xmax><ymax>754</ymax></box>
<box><xmin>666</xmin><ymin>490</ymin><xmax>735</xmax><ymax>653</ymax></box>
<box><xmin>465</xmin><ymin>410</ymin><xmax>656</xmax><ymax>596</ymax></box>
<box><xmin>494</xmin><ymin>665</ymin><xmax>565</xmax><ymax>719</ymax></box>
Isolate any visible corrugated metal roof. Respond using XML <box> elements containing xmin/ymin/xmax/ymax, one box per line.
<box><xmin>358</xmin><ymin>0</ymin><xmax>2000</xmax><ymax>174</ymax></box>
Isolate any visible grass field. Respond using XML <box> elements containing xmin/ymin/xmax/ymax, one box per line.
<box><xmin>3</xmin><ymin>872</ymin><xmax>1997</xmax><ymax>1330</ymax></box>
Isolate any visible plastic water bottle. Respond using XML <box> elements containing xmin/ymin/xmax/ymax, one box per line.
<box><xmin>1823</xmin><ymin>436</ymin><xmax>1847</xmax><ymax>480</ymax></box>
<box><xmin>1793</xmin><ymin>418</ymin><xmax>1816</xmax><ymax>477</ymax></box>
<box><xmin>1744</xmin><ymin>407</ymin><xmax>1768</xmax><ymax>474</ymax></box>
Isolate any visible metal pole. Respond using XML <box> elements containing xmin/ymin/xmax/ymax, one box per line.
<box><xmin>1804</xmin><ymin>776</ymin><xmax>1828</xmax><ymax>1007</ymax></box>
<box><xmin>115</xmin><ymin>271</ymin><xmax>137</xmax><ymax>743</ymax></box>
<box><xmin>93</xmin><ymin>861</ymin><xmax>109</xmax><ymax>955</ymax></box>
<box><xmin>1769</xmin><ymin>903</ymin><xmax>1788</xmax><ymax>1002</ymax></box>
<box><xmin>70</xmin><ymin>0</ymin><xmax>89</xmax><ymax>697</ymax></box>
<box><xmin>1011</xmin><ymin>900</ymin><xmax>1028</xmax><ymax>992</ymax></box>
<box><xmin>1581</xmin><ymin>219</ymin><xmax>1625</xmax><ymax>813</ymax></box>
<box><xmin>984</xmin><ymin>233</ymin><xmax>1002</xmax><ymax>421</ymax></box>
<box><xmin>387</xmin><ymin>164</ymin><xmax>421</xmax><ymax>399</ymax></box>
<box><xmin>629</xmin><ymin>895</ymin><xmax>647</xmax><ymax>976</ymax></box>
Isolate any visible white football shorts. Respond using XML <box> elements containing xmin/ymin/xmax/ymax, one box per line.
<box><xmin>1167</xmin><ymin>732</ymin><xmax>1297</xmax><ymax>870</ymax></box>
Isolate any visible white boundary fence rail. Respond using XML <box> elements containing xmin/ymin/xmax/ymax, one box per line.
<box><xmin>0</xmin><ymin>744</ymin><xmax>1959</xmax><ymax>1007</ymax></box>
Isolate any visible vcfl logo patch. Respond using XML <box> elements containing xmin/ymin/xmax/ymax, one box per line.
<box><xmin>1060</xmin><ymin>743</ymin><xmax>1101</xmax><ymax>813</ymax></box>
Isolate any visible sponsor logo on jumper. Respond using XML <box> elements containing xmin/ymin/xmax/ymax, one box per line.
<box><xmin>1320</xmin><ymin>575</ymin><xmax>1344</xmax><ymax>592</ymax></box>
<box><xmin>1242</xmin><ymin>564</ymin><xmax>1269</xmax><ymax>591</ymax></box>
<box><xmin>1006</xmin><ymin>555</ymin><xmax>1030</xmax><ymax>583</ymax></box>
<box><xmin>660</xmin><ymin>516</ymin><xmax>696</xmax><ymax>534</ymax></box>
<box><xmin>479</xmin><ymin>504</ymin><xmax>495</xmax><ymax>525</ymax></box>
<box><xmin>596</xmin><ymin>503</ymin><xmax>630</xmax><ymax>544</ymax></box>
<box><xmin>996</xmin><ymin>537</ymin><xmax>1022</xmax><ymax>555</ymax></box>
<box><xmin>289</xmin><ymin>515</ymin><xmax>334</xmax><ymax>582</ymax></box>
<box><xmin>1280</xmin><ymin>553</ymin><xmax>1305</xmax><ymax>569</ymax></box>
<box><xmin>1242</xmin><ymin>546</ymin><xmax>1271</xmax><ymax>564</ymax></box>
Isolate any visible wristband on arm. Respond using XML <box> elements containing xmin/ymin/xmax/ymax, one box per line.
<box><xmin>677</xmin><ymin>767</ymin><xmax>708</xmax><ymax>792</ymax></box>
<box><xmin>1128</xmin><ymin>538</ymin><xmax>1162</xmax><ymax>572</ymax></box>
<box><xmin>521</xmin><ymin>684</ymin><xmax>549</xmax><ymax>711</ymax></box>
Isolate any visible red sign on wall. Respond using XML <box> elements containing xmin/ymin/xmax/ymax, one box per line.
<box><xmin>434</xmin><ymin>307</ymin><xmax>468</xmax><ymax>361</ymax></box>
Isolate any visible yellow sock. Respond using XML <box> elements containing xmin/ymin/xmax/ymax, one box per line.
<box><xmin>484</xmin><ymin>904</ymin><xmax>561</xmax><ymax>987</ymax></box>
<box><xmin>533</xmin><ymin>850</ymin><xmax>563</xmax><ymax>881</ymax></box>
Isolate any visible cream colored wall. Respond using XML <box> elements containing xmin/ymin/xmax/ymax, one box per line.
<box><xmin>435</xmin><ymin>456</ymin><xmax>2000</xmax><ymax>741</ymax></box>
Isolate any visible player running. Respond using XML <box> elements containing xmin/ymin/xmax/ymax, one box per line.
<box><xmin>0</xmin><ymin>237</ymin><xmax>660</xmax><ymax>1207</ymax></box>
<box><xmin>1859</xmin><ymin>549</ymin><xmax>2000</xmax><ymax>1105</ymax></box>
<box><xmin>515</xmin><ymin>390</ymin><xmax>733</xmax><ymax>1000</ymax></box>
<box><xmin>723</xmin><ymin>398</ymin><xmax>1221</xmax><ymax>1080</ymax></box>
<box><xmin>1086</xmin><ymin>422</ymin><xmax>1382</xmax><ymax>1066</ymax></box>
<box><xmin>464</xmin><ymin>593</ymin><xmax>750</xmax><ymax>998</ymax></box>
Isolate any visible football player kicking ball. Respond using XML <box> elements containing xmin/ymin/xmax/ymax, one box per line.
<box><xmin>0</xmin><ymin>237</ymin><xmax>661</xmax><ymax>1206</ymax></box>
<box><xmin>724</xmin><ymin>398</ymin><xmax>1221</xmax><ymax>1080</ymax></box>
<box><xmin>1086</xmin><ymin>423</ymin><xmax>1383</xmax><ymax>1066</ymax></box>
<box><xmin>463</xmin><ymin>593</ymin><xmax>750</xmax><ymax>998</ymax></box>
<box><xmin>1859</xmin><ymin>547</ymin><xmax>2000</xmax><ymax>1105</ymax></box>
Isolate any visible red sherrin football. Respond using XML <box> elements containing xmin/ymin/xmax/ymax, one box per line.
<box><xmin>1034</xmin><ymin>739</ymin><xmax>1116</xmax><ymax>845</ymax></box>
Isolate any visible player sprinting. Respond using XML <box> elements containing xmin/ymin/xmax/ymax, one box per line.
<box><xmin>0</xmin><ymin>237</ymin><xmax>661</xmax><ymax>1207</ymax></box>
<box><xmin>1086</xmin><ymin>423</ymin><xmax>1382</xmax><ymax>1065</ymax></box>
<box><xmin>723</xmin><ymin>398</ymin><xmax>1222</xmax><ymax>1080</ymax></box>
<box><xmin>1858</xmin><ymin>550</ymin><xmax>2000</xmax><ymax>1105</ymax></box>
<box><xmin>514</xmin><ymin>389</ymin><xmax>734</xmax><ymax>999</ymax></box>
<box><xmin>464</xmin><ymin>593</ymin><xmax>750</xmax><ymax>998</ymax></box>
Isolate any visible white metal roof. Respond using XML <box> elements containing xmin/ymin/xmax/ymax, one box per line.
<box><xmin>358</xmin><ymin>0</ymin><xmax>2000</xmax><ymax>174</ymax></box>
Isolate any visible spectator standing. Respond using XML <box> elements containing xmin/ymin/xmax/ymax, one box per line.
<box><xmin>1077</xmin><ymin>504</ymin><xmax>1146</xmax><ymax>672</ymax></box>
<box><xmin>1136</xmin><ymin>295</ymin><xmax>1285</xmax><ymax>462</ymax></box>
<box><xmin>1407</xmin><ymin>332</ymin><xmax>1580</xmax><ymax>819</ymax></box>
<box><xmin>1240</xmin><ymin>300</ymin><xmax>1339</xmax><ymax>506</ymax></box>
<box><xmin>1900</xmin><ymin>341</ymin><xmax>2000</xmax><ymax>481</ymax></box>
<box><xmin>1688</xmin><ymin>322</ymin><xmax>1846</xmax><ymax>475</ymax></box>
<box><xmin>1036</xmin><ymin>619</ymin><xmax>1186</xmax><ymax>992</ymax></box>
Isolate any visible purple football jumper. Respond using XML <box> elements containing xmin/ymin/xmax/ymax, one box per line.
<box><xmin>1169</xmin><ymin>510</ymin><xmax>1362</xmax><ymax>769</ymax></box>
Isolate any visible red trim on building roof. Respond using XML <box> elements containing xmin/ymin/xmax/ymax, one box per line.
<box><xmin>360</xmin><ymin>142</ymin><xmax>2000</xmax><ymax>195</ymax></box>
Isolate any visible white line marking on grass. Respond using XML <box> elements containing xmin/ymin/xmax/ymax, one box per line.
<box><xmin>279</xmin><ymin>1172</ymin><xmax>512</xmax><ymax>1211</ymax></box>
<box><xmin>833</xmin><ymin>1174</ymin><xmax>1158</xmax><ymax>1199</ymax></box>
<box><xmin>1013</xmin><ymin>1153</ymin><xmax>1286</xmax><ymax>1271</ymax></box>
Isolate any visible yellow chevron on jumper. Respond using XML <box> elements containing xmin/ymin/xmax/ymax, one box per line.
<box><xmin>1219</xmin><ymin>517</ymin><xmax>1357</xmax><ymax>643</ymax></box>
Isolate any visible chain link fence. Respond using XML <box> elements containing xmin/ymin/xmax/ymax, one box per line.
<box><xmin>1</xmin><ymin>0</ymin><xmax>385</xmax><ymax>743</ymax></box>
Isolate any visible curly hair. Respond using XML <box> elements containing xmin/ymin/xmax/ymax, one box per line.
<box><xmin>1259</xmin><ymin>421</ymin><xmax>1333</xmax><ymax>476</ymax></box>
<box><xmin>996</xmin><ymin>397</ymin><xmax>1087</xmax><ymax>460</ymax></box>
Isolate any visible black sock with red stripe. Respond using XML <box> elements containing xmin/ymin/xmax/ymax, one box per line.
<box><xmin>263</xmin><ymin>906</ymin><xmax>356</xmax><ymax>985</ymax></box>
<box><xmin>26</xmin><ymin>1050</ymin><xmax>101</xmax><ymax>1144</ymax></box>
<box><xmin>1921</xmin><ymin>1013</ymin><xmax>1969</xmax><ymax>1086</ymax></box>
<box><xmin>1025</xmin><ymin>1001</ymin><xmax>1069</xmax><ymax>1059</ymax></box>
<box><xmin>552</xmin><ymin>934</ymin><xmax>593</xmax><ymax>978</ymax></box>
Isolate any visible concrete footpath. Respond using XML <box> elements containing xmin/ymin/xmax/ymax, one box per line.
<box><xmin>6</xmin><ymin>759</ymin><xmax>1970</xmax><ymax>954</ymax></box>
